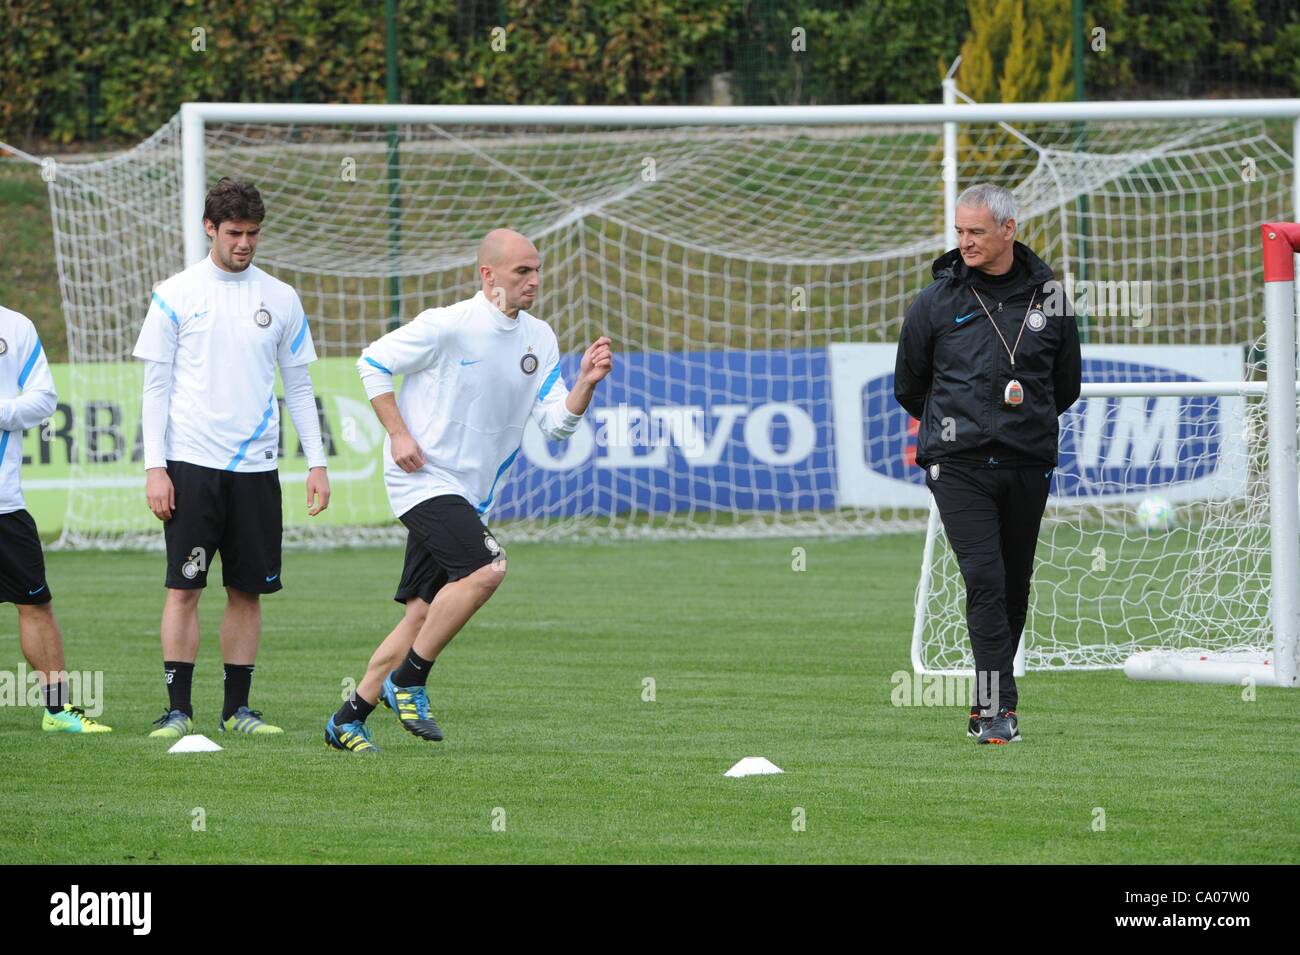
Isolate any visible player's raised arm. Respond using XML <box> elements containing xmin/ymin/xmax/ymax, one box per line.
<box><xmin>529</xmin><ymin>335</ymin><xmax>612</xmax><ymax>440</ymax></box>
<box><xmin>566</xmin><ymin>335</ymin><xmax>613</xmax><ymax>414</ymax></box>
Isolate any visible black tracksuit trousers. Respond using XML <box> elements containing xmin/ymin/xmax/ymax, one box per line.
<box><xmin>925</xmin><ymin>460</ymin><xmax>1053</xmax><ymax>713</ymax></box>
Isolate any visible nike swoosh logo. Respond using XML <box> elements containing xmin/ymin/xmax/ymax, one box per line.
<box><xmin>954</xmin><ymin>311</ymin><xmax>978</xmax><ymax>325</ymax></box>
<box><xmin>265</xmin><ymin>574</ymin><xmax>278</xmax><ymax>583</ymax></box>
<box><xmin>460</xmin><ymin>359</ymin><xmax>481</xmax><ymax>366</ymax></box>
<box><xmin>28</xmin><ymin>585</ymin><xmax>45</xmax><ymax>595</ymax></box>
<box><xmin>190</xmin><ymin>310</ymin><xmax>209</xmax><ymax>319</ymax></box>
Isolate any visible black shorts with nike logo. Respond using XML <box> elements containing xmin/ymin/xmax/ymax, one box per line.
<box><xmin>163</xmin><ymin>459</ymin><xmax>283</xmax><ymax>593</ymax></box>
<box><xmin>394</xmin><ymin>495</ymin><xmax>504</xmax><ymax>604</ymax></box>
<box><xmin>0</xmin><ymin>509</ymin><xmax>52</xmax><ymax>605</ymax></box>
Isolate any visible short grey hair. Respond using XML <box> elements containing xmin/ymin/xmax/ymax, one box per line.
<box><xmin>956</xmin><ymin>183</ymin><xmax>1017</xmax><ymax>226</ymax></box>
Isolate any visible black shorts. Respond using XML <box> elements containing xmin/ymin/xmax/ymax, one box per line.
<box><xmin>394</xmin><ymin>495</ymin><xmax>504</xmax><ymax>604</ymax></box>
<box><xmin>0</xmin><ymin>510</ymin><xmax>52</xmax><ymax>605</ymax></box>
<box><xmin>164</xmin><ymin>459</ymin><xmax>283</xmax><ymax>593</ymax></box>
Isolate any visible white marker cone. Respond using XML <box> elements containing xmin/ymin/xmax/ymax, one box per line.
<box><xmin>725</xmin><ymin>756</ymin><xmax>783</xmax><ymax>777</ymax></box>
<box><xmin>168</xmin><ymin>734</ymin><xmax>223</xmax><ymax>754</ymax></box>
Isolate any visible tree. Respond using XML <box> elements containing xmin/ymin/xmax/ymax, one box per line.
<box><xmin>957</xmin><ymin>0</ymin><xmax>1072</xmax><ymax>104</ymax></box>
<box><xmin>955</xmin><ymin>0</ymin><xmax>1073</xmax><ymax>179</ymax></box>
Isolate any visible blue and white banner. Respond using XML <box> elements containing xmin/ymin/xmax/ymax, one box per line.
<box><xmin>492</xmin><ymin>343</ymin><xmax>1246</xmax><ymax>518</ymax></box>
<box><xmin>832</xmin><ymin>343</ymin><xmax>1246</xmax><ymax>507</ymax></box>
<box><xmin>495</xmin><ymin>349</ymin><xmax>836</xmax><ymax>519</ymax></box>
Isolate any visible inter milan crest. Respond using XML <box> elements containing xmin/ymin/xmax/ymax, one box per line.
<box><xmin>520</xmin><ymin>347</ymin><xmax>538</xmax><ymax>375</ymax></box>
<box><xmin>0</xmin><ymin>338</ymin><xmax>7</xmax><ymax>356</ymax></box>
<box><xmin>1026</xmin><ymin>308</ymin><xmax>1047</xmax><ymax>332</ymax></box>
<box><xmin>181</xmin><ymin>545</ymin><xmax>207</xmax><ymax>580</ymax></box>
<box><xmin>254</xmin><ymin>305</ymin><xmax>272</xmax><ymax>328</ymax></box>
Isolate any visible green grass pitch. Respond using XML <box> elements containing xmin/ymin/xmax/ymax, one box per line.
<box><xmin>3</xmin><ymin>535</ymin><xmax>1298</xmax><ymax>864</ymax></box>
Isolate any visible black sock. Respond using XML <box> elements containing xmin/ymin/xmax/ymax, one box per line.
<box><xmin>333</xmin><ymin>692</ymin><xmax>377</xmax><ymax>727</ymax></box>
<box><xmin>222</xmin><ymin>663</ymin><xmax>255</xmax><ymax>721</ymax></box>
<box><xmin>391</xmin><ymin>648</ymin><xmax>434</xmax><ymax>688</ymax></box>
<box><xmin>164</xmin><ymin>661</ymin><xmax>194</xmax><ymax>718</ymax></box>
<box><xmin>44</xmin><ymin>678</ymin><xmax>68</xmax><ymax>715</ymax></box>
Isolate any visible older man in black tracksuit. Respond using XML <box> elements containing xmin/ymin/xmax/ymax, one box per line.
<box><xmin>895</xmin><ymin>183</ymin><xmax>1081</xmax><ymax>745</ymax></box>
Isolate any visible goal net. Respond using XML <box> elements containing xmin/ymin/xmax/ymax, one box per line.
<box><xmin>916</xmin><ymin>378</ymin><xmax>1278</xmax><ymax>673</ymax></box>
<box><xmin>37</xmin><ymin>98</ymin><xmax>1299</xmax><ymax>680</ymax></box>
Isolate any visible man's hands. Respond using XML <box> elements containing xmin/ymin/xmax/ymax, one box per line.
<box><xmin>145</xmin><ymin>467</ymin><xmax>175</xmax><ymax>521</ymax></box>
<box><xmin>368</xmin><ymin>393</ymin><xmax>425</xmax><ymax>473</ymax></box>
<box><xmin>390</xmin><ymin>429</ymin><xmax>426</xmax><ymax>473</ymax></box>
<box><xmin>564</xmin><ymin>336</ymin><xmax>614</xmax><ymax>417</ymax></box>
<box><xmin>579</xmin><ymin>336</ymin><xmax>613</xmax><ymax>387</ymax></box>
<box><xmin>149</xmin><ymin>466</ymin><xmax>332</xmax><ymax>520</ymax></box>
<box><xmin>306</xmin><ymin>466</ymin><xmax>331</xmax><ymax>516</ymax></box>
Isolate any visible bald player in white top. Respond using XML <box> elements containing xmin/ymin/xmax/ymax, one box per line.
<box><xmin>324</xmin><ymin>229</ymin><xmax>612</xmax><ymax>753</ymax></box>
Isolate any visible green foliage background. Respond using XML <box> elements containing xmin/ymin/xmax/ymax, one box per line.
<box><xmin>3</xmin><ymin>1</ymin><xmax>1300</xmax><ymax>146</ymax></box>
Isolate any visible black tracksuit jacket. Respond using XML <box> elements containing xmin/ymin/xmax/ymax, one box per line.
<box><xmin>894</xmin><ymin>242</ymin><xmax>1082</xmax><ymax>468</ymax></box>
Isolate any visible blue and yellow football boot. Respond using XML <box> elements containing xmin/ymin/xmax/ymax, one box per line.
<box><xmin>381</xmin><ymin>672</ymin><xmax>444</xmax><ymax>741</ymax></box>
<box><xmin>325</xmin><ymin>715</ymin><xmax>380</xmax><ymax>754</ymax></box>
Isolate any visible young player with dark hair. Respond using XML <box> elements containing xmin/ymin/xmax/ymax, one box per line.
<box><xmin>134</xmin><ymin>177</ymin><xmax>331</xmax><ymax>738</ymax></box>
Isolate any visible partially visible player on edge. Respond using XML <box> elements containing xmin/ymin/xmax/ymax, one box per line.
<box><xmin>323</xmin><ymin>228</ymin><xmax>612</xmax><ymax>753</ymax></box>
<box><xmin>133</xmin><ymin>177</ymin><xmax>331</xmax><ymax>739</ymax></box>
<box><xmin>0</xmin><ymin>305</ymin><xmax>111</xmax><ymax>733</ymax></box>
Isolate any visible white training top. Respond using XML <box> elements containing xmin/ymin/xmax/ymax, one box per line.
<box><xmin>132</xmin><ymin>256</ymin><xmax>318</xmax><ymax>472</ymax></box>
<box><xmin>357</xmin><ymin>291</ymin><xmax>583</xmax><ymax>519</ymax></box>
<box><xmin>0</xmin><ymin>306</ymin><xmax>57</xmax><ymax>516</ymax></box>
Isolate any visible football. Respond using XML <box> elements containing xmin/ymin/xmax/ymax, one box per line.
<box><xmin>1135</xmin><ymin>495</ymin><xmax>1175</xmax><ymax>532</ymax></box>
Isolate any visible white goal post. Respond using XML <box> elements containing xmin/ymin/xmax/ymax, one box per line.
<box><xmin>42</xmin><ymin>94</ymin><xmax>1300</xmax><ymax>688</ymax></box>
<box><xmin>1104</xmin><ymin>224</ymin><xmax>1300</xmax><ymax>689</ymax></box>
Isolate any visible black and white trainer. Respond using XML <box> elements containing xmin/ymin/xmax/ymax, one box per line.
<box><xmin>977</xmin><ymin>706</ymin><xmax>1021</xmax><ymax>745</ymax></box>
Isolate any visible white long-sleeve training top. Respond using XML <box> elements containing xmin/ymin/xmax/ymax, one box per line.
<box><xmin>357</xmin><ymin>291</ymin><xmax>583</xmax><ymax>519</ymax></box>
<box><xmin>132</xmin><ymin>254</ymin><xmax>326</xmax><ymax>472</ymax></box>
<box><xmin>0</xmin><ymin>306</ymin><xmax>57</xmax><ymax>515</ymax></box>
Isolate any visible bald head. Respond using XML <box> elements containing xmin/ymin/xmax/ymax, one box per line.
<box><xmin>478</xmin><ymin>229</ymin><xmax>535</xmax><ymax>269</ymax></box>
<box><xmin>478</xmin><ymin>228</ymin><xmax>541</xmax><ymax>318</ymax></box>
